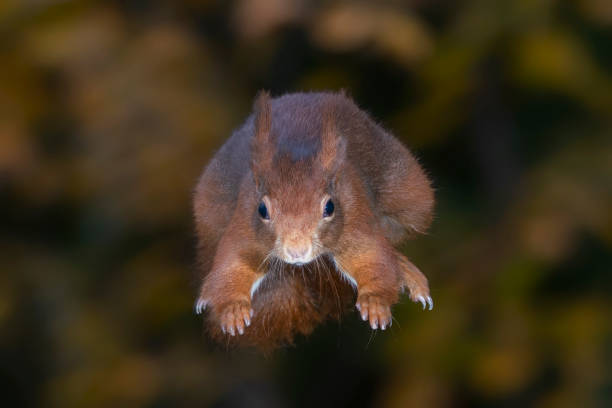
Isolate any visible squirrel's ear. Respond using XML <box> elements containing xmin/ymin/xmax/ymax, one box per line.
<box><xmin>320</xmin><ymin>98</ymin><xmax>346</xmax><ymax>173</ymax></box>
<box><xmin>251</xmin><ymin>91</ymin><xmax>274</xmax><ymax>184</ymax></box>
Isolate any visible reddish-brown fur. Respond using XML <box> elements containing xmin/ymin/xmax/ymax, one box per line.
<box><xmin>193</xmin><ymin>91</ymin><xmax>434</xmax><ymax>350</ymax></box>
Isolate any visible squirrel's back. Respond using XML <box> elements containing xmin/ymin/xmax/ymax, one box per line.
<box><xmin>202</xmin><ymin>91</ymin><xmax>421</xmax><ymax>213</ymax></box>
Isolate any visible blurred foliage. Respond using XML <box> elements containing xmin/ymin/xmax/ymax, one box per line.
<box><xmin>1</xmin><ymin>0</ymin><xmax>611</xmax><ymax>407</ymax></box>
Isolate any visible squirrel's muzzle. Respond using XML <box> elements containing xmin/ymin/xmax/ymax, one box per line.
<box><xmin>283</xmin><ymin>244</ymin><xmax>313</xmax><ymax>265</ymax></box>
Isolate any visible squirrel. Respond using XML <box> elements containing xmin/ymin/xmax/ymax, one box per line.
<box><xmin>193</xmin><ymin>91</ymin><xmax>434</xmax><ymax>350</ymax></box>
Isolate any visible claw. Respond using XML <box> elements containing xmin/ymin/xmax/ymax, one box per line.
<box><xmin>359</xmin><ymin>303</ymin><xmax>368</xmax><ymax>321</ymax></box>
<box><xmin>417</xmin><ymin>296</ymin><xmax>426</xmax><ymax>310</ymax></box>
<box><xmin>194</xmin><ymin>298</ymin><xmax>208</xmax><ymax>314</ymax></box>
<box><xmin>427</xmin><ymin>296</ymin><xmax>433</xmax><ymax>310</ymax></box>
<box><xmin>244</xmin><ymin>315</ymin><xmax>251</xmax><ymax>327</ymax></box>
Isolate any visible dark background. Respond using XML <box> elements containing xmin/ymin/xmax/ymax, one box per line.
<box><xmin>1</xmin><ymin>1</ymin><xmax>611</xmax><ymax>407</ymax></box>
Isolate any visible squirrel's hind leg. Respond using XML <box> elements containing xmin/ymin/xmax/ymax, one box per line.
<box><xmin>375</xmin><ymin>155</ymin><xmax>434</xmax><ymax>245</ymax></box>
<box><xmin>395</xmin><ymin>252</ymin><xmax>433</xmax><ymax>310</ymax></box>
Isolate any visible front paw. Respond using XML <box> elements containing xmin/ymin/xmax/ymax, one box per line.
<box><xmin>218</xmin><ymin>300</ymin><xmax>254</xmax><ymax>336</ymax></box>
<box><xmin>355</xmin><ymin>294</ymin><xmax>392</xmax><ymax>330</ymax></box>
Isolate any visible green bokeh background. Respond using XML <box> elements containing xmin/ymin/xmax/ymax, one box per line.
<box><xmin>1</xmin><ymin>1</ymin><xmax>611</xmax><ymax>407</ymax></box>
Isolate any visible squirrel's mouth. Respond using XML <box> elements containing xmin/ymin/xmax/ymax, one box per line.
<box><xmin>283</xmin><ymin>258</ymin><xmax>313</xmax><ymax>266</ymax></box>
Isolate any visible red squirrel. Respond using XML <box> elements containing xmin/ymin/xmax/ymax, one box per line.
<box><xmin>194</xmin><ymin>91</ymin><xmax>434</xmax><ymax>349</ymax></box>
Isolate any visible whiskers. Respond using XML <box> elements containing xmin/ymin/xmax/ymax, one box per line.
<box><xmin>257</xmin><ymin>251</ymin><xmax>286</xmax><ymax>283</ymax></box>
<box><xmin>256</xmin><ymin>251</ymin><xmax>274</xmax><ymax>275</ymax></box>
<box><xmin>311</xmin><ymin>249</ymin><xmax>343</xmax><ymax>321</ymax></box>
<box><xmin>365</xmin><ymin>327</ymin><xmax>377</xmax><ymax>350</ymax></box>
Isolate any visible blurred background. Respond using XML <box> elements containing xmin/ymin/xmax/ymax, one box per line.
<box><xmin>1</xmin><ymin>0</ymin><xmax>611</xmax><ymax>407</ymax></box>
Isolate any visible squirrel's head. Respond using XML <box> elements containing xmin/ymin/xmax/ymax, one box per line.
<box><xmin>250</xmin><ymin>91</ymin><xmax>347</xmax><ymax>265</ymax></box>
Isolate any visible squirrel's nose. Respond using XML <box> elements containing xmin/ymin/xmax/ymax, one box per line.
<box><xmin>284</xmin><ymin>245</ymin><xmax>312</xmax><ymax>263</ymax></box>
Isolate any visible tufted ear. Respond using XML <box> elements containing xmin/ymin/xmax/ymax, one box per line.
<box><xmin>320</xmin><ymin>96</ymin><xmax>346</xmax><ymax>174</ymax></box>
<box><xmin>250</xmin><ymin>91</ymin><xmax>274</xmax><ymax>188</ymax></box>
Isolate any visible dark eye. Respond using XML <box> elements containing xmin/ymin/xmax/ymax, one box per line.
<box><xmin>323</xmin><ymin>199</ymin><xmax>335</xmax><ymax>218</ymax></box>
<box><xmin>258</xmin><ymin>202</ymin><xmax>269</xmax><ymax>220</ymax></box>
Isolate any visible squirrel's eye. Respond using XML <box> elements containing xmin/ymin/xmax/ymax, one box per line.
<box><xmin>258</xmin><ymin>202</ymin><xmax>269</xmax><ymax>220</ymax></box>
<box><xmin>323</xmin><ymin>199</ymin><xmax>335</xmax><ymax>218</ymax></box>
